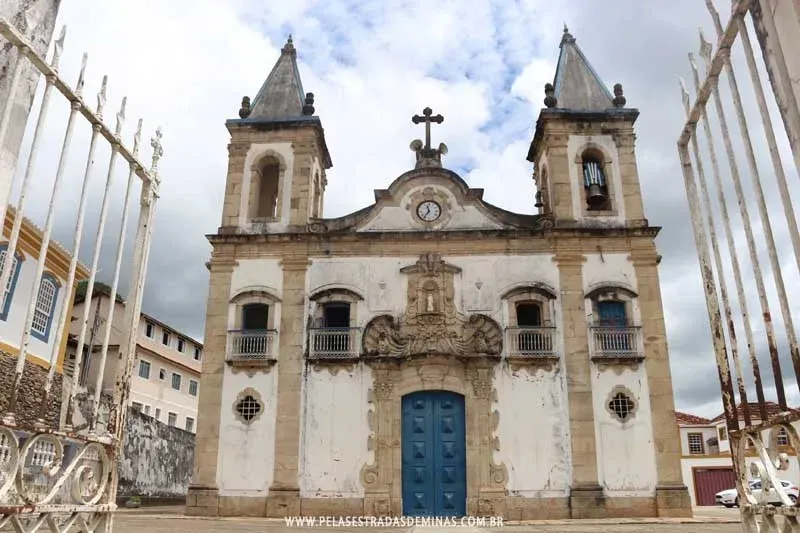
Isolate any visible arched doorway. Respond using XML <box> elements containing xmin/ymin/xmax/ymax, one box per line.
<box><xmin>401</xmin><ymin>390</ymin><xmax>466</xmax><ymax>517</ymax></box>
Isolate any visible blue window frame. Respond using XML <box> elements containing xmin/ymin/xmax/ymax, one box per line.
<box><xmin>0</xmin><ymin>245</ymin><xmax>23</xmax><ymax>321</ymax></box>
<box><xmin>30</xmin><ymin>272</ymin><xmax>61</xmax><ymax>342</ymax></box>
<box><xmin>597</xmin><ymin>300</ymin><xmax>627</xmax><ymax>327</ymax></box>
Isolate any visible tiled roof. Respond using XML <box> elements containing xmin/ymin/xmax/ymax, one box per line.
<box><xmin>710</xmin><ymin>401</ymin><xmax>799</xmax><ymax>423</ymax></box>
<box><xmin>675</xmin><ymin>411</ymin><xmax>711</xmax><ymax>425</ymax></box>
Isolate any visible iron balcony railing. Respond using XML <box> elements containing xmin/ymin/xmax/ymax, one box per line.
<box><xmin>505</xmin><ymin>326</ymin><xmax>557</xmax><ymax>357</ymax></box>
<box><xmin>589</xmin><ymin>325</ymin><xmax>642</xmax><ymax>358</ymax></box>
<box><xmin>227</xmin><ymin>329</ymin><xmax>277</xmax><ymax>360</ymax></box>
<box><xmin>308</xmin><ymin>327</ymin><xmax>361</xmax><ymax>359</ymax></box>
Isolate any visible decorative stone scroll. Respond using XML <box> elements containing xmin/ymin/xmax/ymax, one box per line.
<box><xmin>362</xmin><ymin>252</ymin><xmax>503</xmax><ymax>360</ymax></box>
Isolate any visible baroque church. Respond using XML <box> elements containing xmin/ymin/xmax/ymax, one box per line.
<box><xmin>187</xmin><ymin>28</ymin><xmax>692</xmax><ymax>520</ymax></box>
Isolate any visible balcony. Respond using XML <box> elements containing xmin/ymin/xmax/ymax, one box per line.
<box><xmin>226</xmin><ymin>329</ymin><xmax>277</xmax><ymax>367</ymax></box>
<box><xmin>308</xmin><ymin>327</ymin><xmax>361</xmax><ymax>360</ymax></box>
<box><xmin>505</xmin><ymin>326</ymin><xmax>559</xmax><ymax>370</ymax></box>
<box><xmin>589</xmin><ymin>326</ymin><xmax>644</xmax><ymax>367</ymax></box>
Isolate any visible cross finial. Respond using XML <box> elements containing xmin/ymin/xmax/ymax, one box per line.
<box><xmin>410</xmin><ymin>107</ymin><xmax>447</xmax><ymax>169</ymax></box>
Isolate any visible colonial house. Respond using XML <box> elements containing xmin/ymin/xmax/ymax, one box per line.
<box><xmin>0</xmin><ymin>205</ymin><xmax>90</xmax><ymax>427</ymax></box>
<box><xmin>677</xmin><ymin>402</ymin><xmax>800</xmax><ymax>506</ymax></box>
<box><xmin>66</xmin><ymin>281</ymin><xmax>203</xmax><ymax>433</ymax></box>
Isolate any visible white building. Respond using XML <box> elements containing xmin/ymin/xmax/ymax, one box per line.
<box><xmin>66</xmin><ymin>281</ymin><xmax>203</xmax><ymax>433</ymax></box>
<box><xmin>676</xmin><ymin>403</ymin><xmax>800</xmax><ymax>506</ymax></box>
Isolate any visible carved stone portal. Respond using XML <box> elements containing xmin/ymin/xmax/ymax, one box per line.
<box><xmin>362</xmin><ymin>252</ymin><xmax>503</xmax><ymax>359</ymax></box>
<box><xmin>359</xmin><ymin>253</ymin><xmax>507</xmax><ymax>516</ymax></box>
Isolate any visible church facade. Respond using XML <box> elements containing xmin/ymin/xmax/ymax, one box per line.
<box><xmin>186</xmin><ymin>29</ymin><xmax>692</xmax><ymax>520</ymax></box>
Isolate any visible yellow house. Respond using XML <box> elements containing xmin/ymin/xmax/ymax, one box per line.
<box><xmin>0</xmin><ymin>205</ymin><xmax>90</xmax><ymax>426</ymax></box>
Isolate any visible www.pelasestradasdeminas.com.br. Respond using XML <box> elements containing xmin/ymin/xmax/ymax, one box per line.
<box><xmin>284</xmin><ymin>516</ymin><xmax>505</xmax><ymax>528</ymax></box>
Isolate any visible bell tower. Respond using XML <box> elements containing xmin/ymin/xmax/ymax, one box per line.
<box><xmin>219</xmin><ymin>36</ymin><xmax>332</xmax><ymax>234</ymax></box>
<box><xmin>526</xmin><ymin>27</ymin><xmax>646</xmax><ymax>228</ymax></box>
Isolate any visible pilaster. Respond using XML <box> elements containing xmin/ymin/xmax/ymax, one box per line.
<box><xmin>221</xmin><ymin>142</ymin><xmax>248</xmax><ymax>227</ymax></box>
<box><xmin>266</xmin><ymin>256</ymin><xmax>310</xmax><ymax>517</ymax></box>
<box><xmin>186</xmin><ymin>254</ymin><xmax>237</xmax><ymax>516</ymax></box>
<box><xmin>629</xmin><ymin>245</ymin><xmax>692</xmax><ymax>517</ymax></box>
<box><xmin>287</xmin><ymin>142</ymin><xmax>316</xmax><ymax>228</ymax></box>
<box><xmin>554</xmin><ymin>250</ymin><xmax>604</xmax><ymax>517</ymax></box>
<box><xmin>613</xmin><ymin>131</ymin><xmax>646</xmax><ymax>224</ymax></box>
<box><xmin>542</xmin><ymin>135</ymin><xmax>576</xmax><ymax>222</ymax></box>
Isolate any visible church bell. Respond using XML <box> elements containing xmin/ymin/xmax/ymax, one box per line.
<box><xmin>586</xmin><ymin>183</ymin><xmax>606</xmax><ymax>207</ymax></box>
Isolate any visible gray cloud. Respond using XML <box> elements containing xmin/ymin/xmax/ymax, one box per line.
<box><xmin>8</xmin><ymin>0</ymin><xmax>798</xmax><ymax>418</ymax></box>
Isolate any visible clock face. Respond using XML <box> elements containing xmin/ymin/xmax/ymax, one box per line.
<box><xmin>416</xmin><ymin>200</ymin><xmax>441</xmax><ymax>222</ymax></box>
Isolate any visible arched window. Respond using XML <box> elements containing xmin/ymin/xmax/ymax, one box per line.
<box><xmin>31</xmin><ymin>273</ymin><xmax>60</xmax><ymax>342</ymax></box>
<box><xmin>586</xmin><ymin>285</ymin><xmax>640</xmax><ymax>357</ymax></box>
<box><xmin>249</xmin><ymin>155</ymin><xmax>282</xmax><ymax>220</ymax></box>
<box><xmin>582</xmin><ymin>152</ymin><xmax>610</xmax><ymax>210</ymax></box>
<box><xmin>309</xmin><ymin>287</ymin><xmax>363</xmax><ymax>358</ymax></box>
<box><xmin>502</xmin><ymin>284</ymin><xmax>558</xmax><ymax>357</ymax></box>
<box><xmin>229</xmin><ymin>288</ymin><xmax>280</xmax><ymax>359</ymax></box>
<box><xmin>0</xmin><ymin>245</ymin><xmax>24</xmax><ymax>321</ymax></box>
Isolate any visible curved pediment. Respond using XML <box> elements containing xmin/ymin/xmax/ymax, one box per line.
<box><xmin>309</xmin><ymin>167</ymin><xmax>549</xmax><ymax>234</ymax></box>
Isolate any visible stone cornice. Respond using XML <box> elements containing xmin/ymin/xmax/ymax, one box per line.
<box><xmin>207</xmin><ymin>226</ymin><xmax>661</xmax><ymax>246</ymax></box>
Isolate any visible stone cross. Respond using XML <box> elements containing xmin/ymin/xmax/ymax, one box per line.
<box><xmin>412</xmin><ymin>107</ymin><xmax>444</xmax><ymax>151</ymax></box>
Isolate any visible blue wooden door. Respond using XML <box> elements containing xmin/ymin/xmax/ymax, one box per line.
<box><xmin>401</xmin><ymin>390</ymin><xmax>466</xmax><ymax>517</ymax></box>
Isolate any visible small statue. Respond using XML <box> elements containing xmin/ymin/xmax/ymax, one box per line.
<box><xmin>544</xmin><ymin>83</ymin><xmax>557</xmax><ymax>108</ymax></box>
<box><xmin>473</xmin><ymin>330</ymin><xmax>489</xmax><ymax>354</ymax></box>
<box><xmin>426</xmin><ymin>293</ymin><xmax>435</xmax><ymax>312</ymax></box>
<box><xmin>612</xmin><ymin>83</ymin><xmax>626</xmax><ymax>108</ymax></box>
<box><xmin>239</xmin><ymin>96</ymin><xmax>251</xmax><ymax>118</ymax></box>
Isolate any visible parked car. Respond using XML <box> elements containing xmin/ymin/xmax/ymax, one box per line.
<box><xmin>716</xmin><ymin>479</ymin><xmax>799</xmax><ymax>507</ymax></box>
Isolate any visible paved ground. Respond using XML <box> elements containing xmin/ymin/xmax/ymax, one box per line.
<box><xmin>104</xmin><ymin>506</ymin><xmax>744</xmax><ymax>532</ymax></box>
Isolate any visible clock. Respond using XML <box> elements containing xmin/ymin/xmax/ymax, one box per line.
<box><xmin>416</xmin><ymin>200</ymin><xmax>441</xmax><ymax>222</ymax></box>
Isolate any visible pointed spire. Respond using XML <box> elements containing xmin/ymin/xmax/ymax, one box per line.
<box><xmin>247</xmin><ymin>35</ymin><xmax>309</xmax><ymax>121</ymax></box>
<box><xmin>551</xmin><ymin>27</ymin><xmax>614</xmax><ymax>111</ymax></box>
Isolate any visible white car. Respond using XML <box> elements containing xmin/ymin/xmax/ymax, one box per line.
<box><xmin>716</xmin><ymin>479</ymin><xmax>799</xmax><ymax>507</ymax></box>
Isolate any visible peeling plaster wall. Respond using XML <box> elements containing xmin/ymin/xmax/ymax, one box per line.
<box><xmin>494</xmin><ymin>365</ymin><xmax>571</xmax><ymax>496</ymax></box>
<box><xmin>592</xmin><ymin>366</ymin><xmax>657</xmax><ymax>496</ymax></box>
<box><xmin>299</xmin><ymin>365</ymin><xmax>372</xmax><ymax>497</ymax></box>
<box><xmin>217</xmin><ymin>367</ymin><xmax>278</xmax><ymax>497</ymax></box>
<box><xmin>118</xmin><ymin>408</ymin><xmax>195</xmax><ymax>498</ymax></box>
<box><xmin>306</xmin><ymin>254</ymin><xmax>560</xmax><ymax>328</ymax></box>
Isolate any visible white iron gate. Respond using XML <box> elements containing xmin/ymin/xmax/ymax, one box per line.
<box><xmin>0</xmin><ymin>17</ymin><xmax>160</xmax><ymax>533</ymax></box>
<box><xmin>677</xmin><ymin>0</ymin><xmax>800</xmax><ymax>531</ymax></box>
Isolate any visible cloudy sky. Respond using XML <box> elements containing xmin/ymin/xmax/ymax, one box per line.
<box><xmin>10</xmin><ymin>0</ymin><xmax>800</xmax><ymax>419</ymax></box>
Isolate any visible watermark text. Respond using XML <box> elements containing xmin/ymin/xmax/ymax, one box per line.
<box><xmin>284</xmin><ymin>516</ymin><xmax>504</xmax><ymax>528</ymax></box>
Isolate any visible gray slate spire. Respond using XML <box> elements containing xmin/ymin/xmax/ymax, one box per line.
<box><xmin>551</xmin><ymin>26</ymin><xmax>614</xmax><ymax>111</ymax></box>
<box><xmin>248</xmin><ymin>36</ymin><xmax>307</xmax><ymax>121</ymax></box>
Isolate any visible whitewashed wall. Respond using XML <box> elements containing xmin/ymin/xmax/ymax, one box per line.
<box><xmin>0</xmin><ymin>253</ymin><xmax>68</xmax><ymax>364</ymax></box>
<box><xmin>494</xmin><ymin>366</ymin><xmax>571</xmax><ymax>496</ymax></box>
<box><xmin>217</xmin><ymin>368</ymin><xmax>278</xmax><ymax>496</ymax></box>
<box><xmin>591</xmin><ymin>366</ymin><xmax>657</xmax><ymax>496</ymax></box>
<box><xmin>306</xmin><ymin>254</ymin><xmax>560</xmax><ymax>329</ymax></box>
<box><xmin>300</xmin><ymin>367</ymin><xmax>372</xmax><ymax>497</ymax></box>
<box><xmin>567</xmin><ymin>134</ymin><xmax>625</xmax><ymax>224</ymax></box>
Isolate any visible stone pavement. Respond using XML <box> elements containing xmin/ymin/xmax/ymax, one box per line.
<box><xmin>107</xmin><ymin>507</ymin><xmax>743</xmax><ymax>533</ymax></box>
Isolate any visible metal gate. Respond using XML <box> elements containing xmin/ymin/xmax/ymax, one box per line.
<box><xmin>677</xmin><ymin>0</ymin><xmax>800</xmax><ymax>531</ymax></box>
<box><xmin>0</xmin><ymin>17</ymin><xmax>160</xmax><ymax>533</ymax></box>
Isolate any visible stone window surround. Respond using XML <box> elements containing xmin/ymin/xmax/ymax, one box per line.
<box><xmin>308</xmin><ymin>286</ymin><xmax>364</xmax><ymax>328</ymax></box>
<box><xmin>584</xmin><ymin>283</ymin><xmax>639</xmax><ymax>328</ymax></box>
<box><xmin>233</xmin><ymin>387</ymin><xmax>265</xmax><ymax>425</ymax></box>
<box><xmin>246</xmin><ymin>150</ymin><xmax>288</xmax><ymax>224</ymax></box>
<box><xmin>501</xmin><ymin>283</ymin><xmax>558</xmax><ymax>328</ymax></box>
<box><xmin>535</xmin><ymin>164</ymin><xmax>551</xmax><ymax>216</ymax></box>
<box><xmin>605</xmin><ymin>385</ymin><xmax>638</xmax><ymax>423</ymax></box>
<box><xmin>229</xmin><ymin>286</ymin><xmax>282</xmax><ymax>331</ymax></box>
<box><xmin>574</xmin><ymin>142</ymin><xmax>619</xmax><ymax>218</ymax></box>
